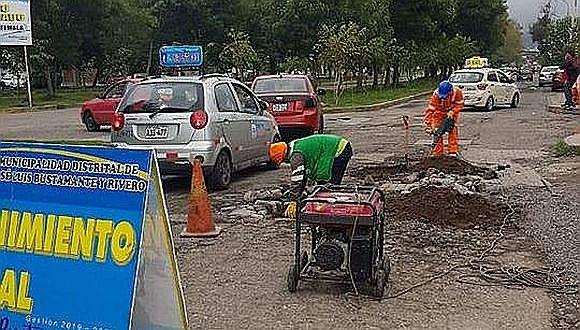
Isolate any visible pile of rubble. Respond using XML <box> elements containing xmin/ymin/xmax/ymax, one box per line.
<box><xmin>381</xmin><ymin>168</ymin><xmax>502</xmax><ymax>196</ymax></box>
<box><xmin>355</xmin><ymin>156</ymin><xmax>510</xmax><ymax>229</ymax></box>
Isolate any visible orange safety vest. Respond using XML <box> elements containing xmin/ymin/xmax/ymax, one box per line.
<box><xmin>424</xmin><ymin>87</ymin><xmax>464</xmax><ymax>127</ymax></box>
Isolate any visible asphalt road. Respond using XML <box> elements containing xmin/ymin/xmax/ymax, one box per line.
<box><xmin>1</xmin><ymin>86</ymin><xmax>578</xmax><ymax>329</ymax></box>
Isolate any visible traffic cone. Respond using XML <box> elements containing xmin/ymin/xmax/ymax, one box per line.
<box><xmin>180</xmin><ymin>158</ymin><xmax>221</xmax><ymax>238</ymax></box>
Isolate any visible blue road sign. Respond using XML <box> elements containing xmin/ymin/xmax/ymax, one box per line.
<box><xmin>0</xmin><ymin>142</ymin><xmax>152</xmax><ymax>330</ymax></box>
<box><xmin>159</xmin><ymin>46</ymin><xmax>203</xmax><ymax>68</ymax></box>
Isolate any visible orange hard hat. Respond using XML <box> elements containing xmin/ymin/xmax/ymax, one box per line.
<box><xmin>269</xmin><ymin>142</ymin><xmax>288</xmax><ymax>166</ymax></box>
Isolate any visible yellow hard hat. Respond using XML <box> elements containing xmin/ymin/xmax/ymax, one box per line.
<box><xmin>269</xmin><ymin>142</ymin><xmax>288</xmax><ymax>166</ymax></box>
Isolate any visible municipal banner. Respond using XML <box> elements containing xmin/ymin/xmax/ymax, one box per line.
<box><xmin>0</xmin><ymin>0</ymin><xmax>32</xmax><ymax>46</ymax></box>
<box><xmin>0</xmin><ymin>142</ymin><xmax>187</xmax><ymax>330</ymax></box>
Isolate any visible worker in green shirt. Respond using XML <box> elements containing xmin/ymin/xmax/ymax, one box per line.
<box><xmin>269</xmin><ymin>134</ymin><xmax>353</xmax><ymax>218</ymax></box>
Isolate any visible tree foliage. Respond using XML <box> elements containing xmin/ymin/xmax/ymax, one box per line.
<box><xmin>1</xmin><ymin>0</ymin><xmax>516</xmax><ymax>97</ymax></box>
<box><xmin>537</xmin><ymin>16</ymin><xmax>580</xmax><ymax>66</ymax></box>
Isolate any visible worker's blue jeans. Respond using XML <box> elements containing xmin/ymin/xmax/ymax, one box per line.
<box><xmin>564</xmin><ymin>81</ymin><xmax>574</xmax><ymax>106</ymax></box>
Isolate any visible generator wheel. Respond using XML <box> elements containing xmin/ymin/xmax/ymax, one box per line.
<box><xmin>301</xmin><ymin>251</ymin><xmax>309</xmax><ymax>271</ymax></box>
<box><xmin>287</xmin><ymin>265</ymin><xmax>299</xmax><ymax>293</ymax></box>
<box><xmin>372</xmin><ymin>268</ymin><xmax>387</xmax><ymax>298</ymax></box>
<box><xmin>382</xmin><ymin>255</ymin><xmax>391</xmax><ymax>283</ymax></box>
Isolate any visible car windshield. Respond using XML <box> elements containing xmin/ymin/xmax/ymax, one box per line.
<box><xmin>541</xmin><ymin>67</ymin><xmax>558</xmax><ymax>73</ymax></box>
<box><xmin>118</xmin><ymin>82</ymin><xmax>204</xmax><ymax>113</ymax></box>
<box><xmin>449</xmin><ymin>72</ymin><xmax>484</xmax><ymax>83</ymax></box>
<box><xmin>253</xmin><ymin>78</ymin><xmax>308</xmax><ymax>94</ymax></box>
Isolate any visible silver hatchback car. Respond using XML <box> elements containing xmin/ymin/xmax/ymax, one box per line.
<box><xmin>111</xmin><ymin>75</ymin><xmax>280</xmax><ymax>189</ymax></box>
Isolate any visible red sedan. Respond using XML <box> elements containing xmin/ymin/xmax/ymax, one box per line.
<box><xmin>251</xmin><ymin>74</ymin><xmax>325</xmax><ymax>139</ymax></box>
<box><xmin>81</xmin><ymin>79</ymin><xmax>140</xmax><ymax>131</ymax></box>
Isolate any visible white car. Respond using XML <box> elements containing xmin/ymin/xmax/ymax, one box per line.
<box><xmin>449</xmin><ymin>68</ymin><xmax>521</xmax><ymax>111</ymax></box>
<box><xmin>539</xmin><ymin>66</ymin><xmax>559</xmax><ymax>87</ymax></box>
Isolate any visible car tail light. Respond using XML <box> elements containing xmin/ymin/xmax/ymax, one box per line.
<box><xmin>477</xmin><ymin>83</ymin><xmax>488</xmax><ymax>90</ymax></box>
<box><xmin>112</xmin><ymin>113</ymin><xmax>125</xmax><ymax>131</ymax></box>
<box><xmin>304</xmin><ymin>97</ymin><xmax>317</xmax><ymax>108</ymax></box>
<box><xmin>190</xmin><ymin>109</ymin><xmax>208</xmax><ymax>129</ymax></box>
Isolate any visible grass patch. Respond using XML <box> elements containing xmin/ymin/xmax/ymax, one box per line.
<box><xmin>321</xmin><ymin>79</ymin><xmax>435</xmax><ymax>108</ymax></box>
<box><xmin>553</xmin><ymin>141</ymin><xmax>580</xmax><ymax>157</ymax></box>
<box><xmin>0</xmin><ymin>88</ymin><xmax>98</xmax><ymax>111</ymax></box>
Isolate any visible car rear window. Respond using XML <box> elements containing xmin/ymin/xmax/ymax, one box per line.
<box><xmin>449</xmin><ymin>72</ymin><xmax>484</xmax><ymax>83</ymax></box>
<box><xmin>541</xmin><ymin>67</ymin><xmax>558</xmax><ymax>73</ymax></box>
<box><xmin>253</xmin><ymin>78</ymin><xmax>309</xmax><ymax>94</ymax></box>
<box><xmin>118</xmin><ymin>82</ymin><xmax>204</xmax><ymax>113</ymax></box>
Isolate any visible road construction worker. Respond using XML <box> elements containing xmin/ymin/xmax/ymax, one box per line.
<box><xmin>560</xmin><ymin>50</ymin><xmax>579</xmax><ymax>109</ymax></box>
<box><xmin>269</xmin><ymin>134</ymin><xmax>353</xmax><ymax>218</ymax></box>
<box><xmin>423</xmin><ymin>80</ymin><xmax>464</xmax><ymax>156</ymax></box>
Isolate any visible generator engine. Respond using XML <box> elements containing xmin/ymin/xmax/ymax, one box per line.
<box><xmin>313</xmin><ymin>228</ymin><xmax>373</xmax><ymax>281</ymax></box>
<box><xmin>313</xmin><ymin>229</ymin><xmax>348</xmax><ymax>271</ymax></box>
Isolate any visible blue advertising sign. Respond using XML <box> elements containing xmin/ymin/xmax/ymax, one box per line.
<box><xmin>159</xmin><ymin>46</ymin><xmax>203</xmax><ymax>68</ymax></box>
<box><xmin>0</xmin><ymin>142</ymin><xmax>152</xmax><ymax>330</ymax></box>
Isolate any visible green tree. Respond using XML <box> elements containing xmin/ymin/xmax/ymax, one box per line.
<box><xmin>316</xmin><ymin>22</ymin><xmax>367</xmax><ymax>105</ymax></box>
<box><xmin>537</xmin><ymin>16</ymin><xmax>580</xmax><ymax>66</ymax></box>
<box><xmin>496</xmin><ymin>19</ymin><xmax>524</xmax><ymax>65</ymax></box>
<box><xmin>219</xmin><ymin>31</ymin><xmax>258</xmax><ymax>81</ymax></box>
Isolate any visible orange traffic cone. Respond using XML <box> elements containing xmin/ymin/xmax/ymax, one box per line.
<box><xmin>180</xmin><ymin>158</ymin><xmax>221</xmax><ymax>238</ymax></box>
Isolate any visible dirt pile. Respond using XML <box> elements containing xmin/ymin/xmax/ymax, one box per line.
<box><xmin>353</xmin><ymin>156</ymin><xmax>499</xmax><ymax>182</ymax></box>
<box><xmin>386</xmin><ymin>186</ymin><xmax>509</xmax><ymax>229</ymax></box>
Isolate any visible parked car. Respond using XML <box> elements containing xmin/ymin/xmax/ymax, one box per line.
<box><xmin>111</xmin><ymin>75</ymin><xmax>280</xmax><ymax>190</ymax></box>
<box><xmin>81</xmin><ymin>79</ymin><xmax>140</xmax><ymax>131</ymax></box>
<box><xmin>539</xmin><ymin>66</ymin><xmax>559</xmax><ymax>87</ymax></box>
<box><xmin>449</xmin><ymin>68</ymin><xmax>521</xmax><ymax>111</ymax></box>
<box><xmin>251</xmin><ymin>74</ymin><xmax>325</xmax><ymax>139</ymax></box>
<box><xmin>551</xmin><ymin>69</ymin><xmax>567</xmax><ymax>92</ymax></box>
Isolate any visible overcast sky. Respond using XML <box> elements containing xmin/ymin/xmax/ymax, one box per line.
<box><xmin>506</xmin><ymin>0</ymin><xmax>574</xmax><ymax>47</ymax></box>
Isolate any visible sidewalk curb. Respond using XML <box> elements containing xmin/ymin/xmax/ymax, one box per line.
<box><xmin>1</xmin><ymin>103</ymin><xmax>83</xmax><ymax>114</ymax></box>
<box><xmin>323</xmin><ymin>90</ymin><xmax>432</xmax><ymax>114</ymax></box>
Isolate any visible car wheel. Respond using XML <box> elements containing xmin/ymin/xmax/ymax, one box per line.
<box><xmin>83</xmin><ymin>112</ymin><xmax>98</xmax><ymax>132</ymax></box>
<box><xmin>265</xmin><ymin>135</ymin><xmax>282</xmax><ymax>170</ymax></box>
<box><xmin>317</xmin><ymin>115</ymin><xmax>324</xmax><ymax>134</ymax></box>
<box><xmin>208</xmin><ymin>150</ymin><xmax>232</xmax><ymax>190</ymax></box>
<box><xmin>484</xmin><ymin>96</ymin><xmax>495</xmax><ymax>111</ymax></box>
<box><xmin>510</xmin><ymin>93</ymin><xmax>520</xmax><ymax>108</ymax></box>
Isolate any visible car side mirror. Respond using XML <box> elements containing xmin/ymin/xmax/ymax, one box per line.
<box><xmin>317</xmin><ymin>88</ymin><xmax>326</xmax><ymax>96</ymax></box>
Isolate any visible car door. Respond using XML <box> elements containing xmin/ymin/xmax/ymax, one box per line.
<box><xmin>497</xmin><ymin>71</ymin><xmax>513</xmax><ymax>104</ymax></box>
<box><xmin>486</xmin><ymin>71</ymin><xmax>501</xmax><ymax>103</ymax></box>
<box><xmin>231</xmin><ymin>83</ymin><xmax>267</xmax><ymax>162</ymax></box>
<box><xmin>94</xmin><ymin>81</ymin><xmax>128</xmax><ymax>124</ymax></box>
<box><xmin>213</xmin><ymin>82</ymin><xmax>250</xmax><ymax>166</ymax></box>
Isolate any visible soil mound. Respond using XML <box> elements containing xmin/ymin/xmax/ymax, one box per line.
<box><xmin>354</xmin><ymin>156</ymin><xmax>497</xmax><ymax>182</ymax></box>
<box><xmin>386</xmin><ymin>186</ymin><xmax>508</xmax><ymax>229</ymax></box>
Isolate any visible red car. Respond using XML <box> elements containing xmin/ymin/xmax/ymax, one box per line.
<box><xmin>81</xmin><ymin>79</ymin><xmax>140</xmax><ymax>131</ymax></box>
<box><xmin>251</xmin><ymin>74</ymin><xmax>325</xmax><ymax>139</ymax></box>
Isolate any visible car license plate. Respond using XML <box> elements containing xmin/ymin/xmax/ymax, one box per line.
<box><xmin>273</xmin><ymin>103</ymin><xmax>288</xmax><ymax>112</ymax></box>
<box><xmin>145</xmin><ymin>125</ymin><xmax>168</xmax><ymax>139</ymax></box>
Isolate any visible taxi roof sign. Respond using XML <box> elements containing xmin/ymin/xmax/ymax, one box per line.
<box><xmin>465</xmin><ymin>56</ymin><xmax>489</xmax><ymax>69</ymax></box>
<box><xmin>160</xmin><ymin>45</ymin><xmax>203</xmax><ymax>68</ymax></box>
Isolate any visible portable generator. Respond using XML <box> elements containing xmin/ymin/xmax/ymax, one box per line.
<box><xmin>287</xmin><ymin>185</ymin><xmax>389</xmax><ymax>297</ymax></box>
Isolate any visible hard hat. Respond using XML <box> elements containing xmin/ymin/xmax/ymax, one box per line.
<box><xmin>269</xmin><ymin>142</ymin><xmax>288</xmax><ymax>166</ymax></box>
<box><xmin>437</xmin><ymin>81</ymin><xmax>453</xmax><ymax>99</ymax></box>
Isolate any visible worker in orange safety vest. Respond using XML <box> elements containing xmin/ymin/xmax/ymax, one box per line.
<box><xmin>423</xmin><ymin>81</ymin><xmax>464</xmax><ymax>156</ymax></box>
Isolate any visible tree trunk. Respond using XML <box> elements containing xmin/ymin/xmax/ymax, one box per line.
<box><xmin>146</xmin><ymin>40</ymin><xmax>154</xmax><ymax>76</ymax></box>
<box><xmin>356</xmin><ymin>67</ymin><xmax>363</xmax><ymax>89</ymax></box>
<box><xmin>335</xmin><ymin>71</ymin><xmax>343</xmax><ymax>107</ymax></box>
<box><xmin>372</xmin><ymin>64</ymin><xmax>378</xmax><ymax>88</ymax></box>
<box><xmin>45</xmin><ymin>68</ymin><xmax>55</xmax><ymax>97</ymax></box>
<box><xmin>393</xmin><ymin>64</ymin><xmax>400</xmax><ymax>87</ymax></box>
<box><xmin>92</xmin><ymin>68</ymin><xmax>100</xmax><ymax>88</ymax></box>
